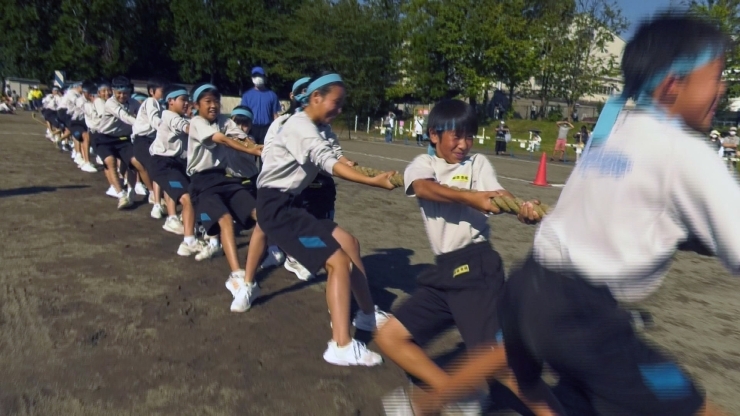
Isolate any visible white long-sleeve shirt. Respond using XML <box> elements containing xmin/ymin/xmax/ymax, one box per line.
<box><xmin>534</xmin><ymin>110</ymin><xmax>740</xmax><ymax>303</ymax></box>
<box><xmin>186</xmin><ymin>115</ymin><xmax>249</xmax><ymax>175</ymax></box>
<box><xmin>257</xmin><ymin>111</ymin><xmax>339</xmax><ymax>194</ymax></box>
<box><xmin>97</xmin><ymin>97</ymin><xmax>139</xmax><ymax>137</ymax></box>
<box><xmin>83</xmin><ymin>98</ymin><xmax>106</xmax><ymax>132</ymax></box>
<box><xmin>152</xmin><ymin>110</ymin><xmax>190</xmax><ymax>158</ymax></box>
<box><xmin>132</xmin><ymin>97</ymin><xmax>163</xmax><ymax>138</ymax></box>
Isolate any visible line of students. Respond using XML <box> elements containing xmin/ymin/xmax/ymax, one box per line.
<box><xmin>39</xmin><ymin>13</ymin><xmax>736</xmax><ymax>413</ymax></box>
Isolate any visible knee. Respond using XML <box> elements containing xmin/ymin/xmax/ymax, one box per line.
<box><xmin>218</xmin><ymin>213</ymin><xmax>234</xmax><ymax>226</ymax></box>
<box><xmin>180</xmin><ymin>193</ymin><xmax>191</xmax><ymax>206</ymax></box>
<box><xmin>374</xmin><ymin>317</ymin><xmax>408</xmax><ymax>349</ymax></box>
<box><xmin>325</xmin><ymin>249</ymin><xmax>353</xmax><ymax>276</ymax></box>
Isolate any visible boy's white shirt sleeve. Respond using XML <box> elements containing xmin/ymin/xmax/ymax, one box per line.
<box><xmin>105</xmin><ymin>100</ymin><xmax>137</xmax><ymax>125</ymax></box>
<box><xmin>147</xmin><ymin>100</ymin><xmax>162</xmax><ymax>129</ymax></box>
<box><xmin>670</xmin><ymin>138</ymin><xmax>740</xmax><ymax>274</ymax></box>
<box><xmin>473</xmin><ymin>155</ymin><xmax>504</xmax><ymax>192</ymax></box>
<box><xmin>404</xmin><ymin>154</ymin><xmax>435</xmax><ymax>196</ymax></box>
<box><xmin>323</xmin><ymin>128</ymin><xmax>344</xmax><ymax>158</ymax></box>
<box><xmin>168</xmin><ymin>114</ymin><xmax>189</xmax><ymax>142</ymax></box>
<box><xmin>223</xmin><ymin>118</ymin><xmax>248</xmax><ymax>140</ymax></box>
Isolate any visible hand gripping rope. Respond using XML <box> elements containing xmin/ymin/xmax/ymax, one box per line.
<box><xmin>351</xmin><ymin>165</ymin><xmax>552</xmax><ymax>218</ymax></box>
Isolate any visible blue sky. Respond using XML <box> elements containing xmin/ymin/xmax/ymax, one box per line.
<box><xmin>618</xmin><ymin>0</ymin><xmax>682</xmax><ymax>39</ymax></box>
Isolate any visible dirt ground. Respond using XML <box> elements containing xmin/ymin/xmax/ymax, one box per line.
<box><xmin>0</xmin><ymin>112</ymin><xmax>739</xmax><ymax>416</ymax></box>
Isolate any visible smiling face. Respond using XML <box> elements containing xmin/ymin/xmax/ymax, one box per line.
<box><xmin>114</xmin><ymin>89</ymin><xmax>130</xmax><ymax>104</ymax></box>
<box><xmin>98</xmin><ymin>87</ymin><xmax>112</xmax><ymax>101</ymax></box>
<box><xmin>430</xmin><ymin>129</ymin><xmax>473</xmax><ymax>163</ymax></box>
<box><xmin>194</xmin><ymin>92</ymin><xmax>221</xmax><ymax>122</ymax></box>
<box><xmin>305</xmin><ymin>84</ymin><xmax>345</xmax><ymax>125</ymax></box>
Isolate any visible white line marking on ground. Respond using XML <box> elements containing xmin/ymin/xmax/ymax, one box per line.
<box><xmin>347</xmin><ymin>139</ymin><xmax>575</xmax><ymax>169</ymax></box>
<box><xmin>342</xmin><ymin>150</ymin><xmax>566</xmax><ymax>186</ymax></box>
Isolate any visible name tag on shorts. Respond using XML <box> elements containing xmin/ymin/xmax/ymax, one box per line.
<box><xmin>452</xmin><ymin>265</ymin><xmax>469</xmax><ymax>278</ymax></box>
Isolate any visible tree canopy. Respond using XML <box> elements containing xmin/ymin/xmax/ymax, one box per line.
<box><xmin>1</xmin><ymin>0</ymin><xmax>738</xmax><ymax>116</ymax></box>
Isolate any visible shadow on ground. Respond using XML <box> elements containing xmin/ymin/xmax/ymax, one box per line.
<box><xmin>0</xmin><ymin>184</ymin><xmax>89</xmax><ymax>198</ymax></box>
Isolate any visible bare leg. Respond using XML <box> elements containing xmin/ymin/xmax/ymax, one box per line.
<box><xmin>244</xmin><ymin>222</ymin><xmax>267</xmax><ymax>284</ymax></box>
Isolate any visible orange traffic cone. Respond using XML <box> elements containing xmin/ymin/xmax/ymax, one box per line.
<box><xmin>532</xmin><ymin>152</ymin><xmax>551</xmax><ymax>187</ymax></box>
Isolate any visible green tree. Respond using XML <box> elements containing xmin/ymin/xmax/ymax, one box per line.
<box><xmin>686</xmin><ymin>0</ymin><xmax>740</xmax><ymax>110</ymax></box>
<box><xmin>169</xmin><ymin>0</ymin><xmax>222</xmax><ymax>84</ymax></box>
<box><xmin>529</xmin><ymin>0</ymin><xmax>625</xmax><ymax>121</ymax></box>
<box><xmin>283</xmin><ymin>0</ymin><xmax>400</xmax><ymax>115</ymax></box>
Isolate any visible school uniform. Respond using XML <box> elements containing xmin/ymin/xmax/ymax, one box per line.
<box><xmin>50</xmin><ymin>95</ymin><xmax>63</xmax><ymax>128</ymax></box>
<box><xmin>96</xmin><ymin>97</ymin><xmax>139</xmax><ymax>168</ymax></box>
<box><xmin>499</xmin><ymin>109</ymin><xmax>740</xmax><ymax>415</ymax></box>
<box><xmin>149</xmin><ymin>109</ymin><xmax>190</xmax><ymax>202</ymax></box>
<box><xmin>256</xmin><ymin>111</ymin><xmax>342</xmax><ymax>274</ymax></box>
<box><xmin>41</xmin><ymin>94</ymin><xmax>55</xmax><ymax>123</ymax></box>
<box><xmin>398</xmin><ymin>153</ymin><xmax>505</xmax><ymax>353</ymax></box>
<box><xmin>69</xmin><ymin>95</ymin><xmax>88</xmax><ymax>141</ymax></box>
<box><xmin>132</xmin><ymin>97</ymin><xmax>163</xmax><ymax>171</ymax></box>
<box><xmin>58</xmin><ymin>89</ymin><xmax>79</xmax><ymax>129</ymax></box>
<box><xmin>262</xmin><ymin>114</ymin><xmax>339</xmax><ymax>221</ymax></box>
<box><xmin>187</xmin><ymin>115</ymin><xmax>259</xmax><ymax>235</ymax></box>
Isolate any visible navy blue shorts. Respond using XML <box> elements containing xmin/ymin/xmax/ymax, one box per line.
<box><xmin>189</xmin><ymin>169</ymin><xmax>257</xmax><ymax>236</ymax></box>
<box><xmin>256</xmin><ymin>187</ymin><xmax>339</xmax><ymax>274</ymax></box>
<box><xmin>149</xmin><ymin>155</ymin><xmax>189</xmax><ymax>202</ymax></box>
<box><xmin>133</xmin><ymin>135</ymin><xmax>155</xmax><ymax>172</ymax></box>
<box><xmin>499</xmin><ymin>256</ymin><xmax>704</xmax><ymax>416</ymax></box>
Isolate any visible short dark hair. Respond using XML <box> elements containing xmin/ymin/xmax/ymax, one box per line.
<box><xmin>147</xmin><ymin>77</ymin><xmax>168</xmax><ymax>96</ymax></box>
<box><xmin>231</xmin><ymin>105</ymin><xmax>254</xmax><ymax>127</ymax></box>
<box><xmin>622</xmin><ymin>11</ymin><xmax>732</xmax><ymax>99</ymax></box>
<box><xmin>427</xmin><ymin>99</ymin><xmax>477</xmax><ymax>147</ymax></box>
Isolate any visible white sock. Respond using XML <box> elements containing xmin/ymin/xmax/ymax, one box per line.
<box><xmin>184</xmin><ymin>236</ymin><xmax>196</xmax><ymax>245</ymax></box>
<box><xmin>168</xmin><ymin>215</ymin><xmax>178</xmax><ymax>221</ymax></box>
<box><xmin>117</xmin><ymin>190</ymin><xmax>126</xmax><ymax>198</ymax></box>
<box><xmin>209</xmin><ymin>237</ymin><xmax>220</xmax><ymax>247</ymax></box>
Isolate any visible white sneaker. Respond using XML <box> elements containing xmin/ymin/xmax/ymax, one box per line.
<box><xmin>260</xmin><ymin>245</ymin><xmax>285</xmax><ymax>269</ymax></box>
<box><xmin>74</xmin><ymin>154</ymin><xmax>84</xmax><ymax>166</ymax></box>
<box><xmin>163</xmin><ymin>216</ymin><xmax>185</xmax><ymax>235</ymax></box>
<box><xmin>177</xmin><ymin>240</ymin><xmax>205</xmax><ymax>257</ymax></box>
<box><xmin>117</xmin><ymin>194</ymin><xmax>132</xmax><ymax>210</ymax></box>
<box><xmin>80</xmin><ymin>162</ymin><xmax>97</xmax><ymax>173</ymax></box>
<box><xmin>353</xmin><ymin>306</ymin><xmax>391</xmax><ymax>332</ymax></box>
<box><xmin>225</xmin><ymin>270</ymin><xmax>246</xmax><ymax>298</ymax></box>
<box><xmin>323</xmin><ymin>339</ymin><xmax>383</xmax><ymax>366</ymax></box>
<box><xmin>96</xmin><ymin>156</ymin><xmax>104</xmax><ymax>165</ymax></box>
<box><xmin>230</xmin><ymin>282</ymin><xmax>260</xmax><ymax>313</ymax></box>
<box><xmin>150</xmin><ymin>204</ymin><xmax>163</xmax><ymax>219</ymax></box>
<box><xmin>106</xmin><ymin>186</ymin><xmax>118</xmax><ymax>198</ymax></box>
<box><xmin>135</xmin><ymin>182</ymin><xmax>148</xmax><ymax>196</ymax></box>
<box><xmin>381</xmin><ymin>386</ymin><xmax>484</xmax><ymax>416</ymax></box>
<box><xmin>284</xmin><ymin>256</ymin><xmax>314</xmax><ymax>281</ymax></box>
<box><xmin>381</xmin><ymin>387</ymin><xmax>417</xmax><ymax>416</ymax></box>
<box><xmin>71</xmin><ymin>150</ymin><xmax>77</xmax><ymax>160</ymax></box>
<box><xmin>195</xmin><ymin>242</ymin><xmax>222</xmax><ymax>261</ymax></box>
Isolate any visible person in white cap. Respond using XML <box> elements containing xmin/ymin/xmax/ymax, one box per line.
<box><xmin>721</xmin><ymin>126</ymin><xmax>738</xmax><ymax>165</ymax></box>
<box><xmin>709</xmin><ymin>129</ymin><xmax>723</xmax><ymax>156</ymax></box>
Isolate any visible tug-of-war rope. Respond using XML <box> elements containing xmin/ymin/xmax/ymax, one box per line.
<box><xmin>351</xmin><ymin>165</ymin><xmax>552</xmax><ymax>218</ymax></box>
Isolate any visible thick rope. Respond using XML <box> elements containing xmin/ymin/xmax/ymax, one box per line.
<box><xmin>352</xmin><ymin>165</ymin><xmax>551</xmax><ymax>217</ymax></box>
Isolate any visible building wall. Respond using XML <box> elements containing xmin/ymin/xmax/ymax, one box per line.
<box><xmin>4</xmin><ymin>78</ymin><xmax>41</xmax><ymax>99</ymax></box>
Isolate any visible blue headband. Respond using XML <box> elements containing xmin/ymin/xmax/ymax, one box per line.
<box><xmin>112</xmin><ymin>85</ymin><xmax>130</xmax><ymax>92</ymax></box>
<box><xmin>97</xmin><ymin>83</ymin><xmax>110</xmax><ymax>90</ymax></box>
<box><xmin>292</xmin><ymin>77</ymin><xmax>311</xmax><ymax>94</ymax></box>
<box><xmin>165</xmin><ymin>89</ymin><xmax>188</xmax><ymax>101</ymax></box>
<box><xmin>589</xmin><ymin>47</ymin><xmax>724</xmax><ymax>150</ymax></box>
<box><xmin>231</xmin><ymin>108</ymin><xmax>253</xmax><ymax>119</ymax></box>
<box><xmin>297</xmin><ymin>74</ymin><xmax>343</xmax><ymax>104</ymax></box>
<box><xmin>82</xmin><ymin>86</ymin><xmax>94</xmax><ymax>93</ymax></box>
<box><xmin>193</xmin><ymin>84</ymin><xmax>217</xmax><ymax>102</ymax></box>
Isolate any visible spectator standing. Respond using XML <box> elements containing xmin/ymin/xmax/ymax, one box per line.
<box><xmin>722</xmin><ymin>126</ymin><xmax>739</xmax><ymax>167</ymax></box>
<box><xmin>552</xmin><ymin>119</ymin><xmax>574</xmax><ymax>162</ymax></box>
<box><xmin>495</xmin><ymin>120</ymin><xmax>509</xmax><ymax>155</ymax></box>
<box><xmin>414</xmin><ymin>113</ymin><xmax>425</xmax><ymax>146</ymax></box>
<box><xmin>384</xmin><ymin>111</ymin><xmax>395</xmax><ymax>143</ymax></box>
<box><xmin>239</xmin><ymin>66</ymin><xmax>281</xmax><ymax>145</ymax></box>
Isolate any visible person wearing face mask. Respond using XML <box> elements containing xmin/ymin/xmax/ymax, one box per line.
<box><xmin>239</xmin><ymin>66</ymin><xmax>282</xmax><ymax>147</ymax></box>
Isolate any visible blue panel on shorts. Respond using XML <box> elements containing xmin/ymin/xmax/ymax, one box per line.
<box><xmin>200</xmin><ymin>213</ymin><xmax>211</xmax><ymax>222</ymax></box>
<box><xmin>299</xmin><ymin>236</ymin><xmax>327</xmax><ymax>248</ymax></box>
<box><xmin>169</xmin><ymin>181</ymin><xmax>183</xmax><ymax>189</ymax></box>
<box><xmin>639</xmin><ymin>363</ymin><xmax>692</xmax><ymax>400</ymax></box>
<box><xmin>495</xmin><ymin>330</ymin><xmax>504</xmax><ymax>343</ymax></box>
